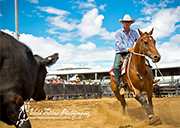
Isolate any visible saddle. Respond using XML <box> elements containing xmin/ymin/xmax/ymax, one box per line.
<box><xmin>110</xmin><ymin>54</ymin><xmax>130</xmax><ymax>88</ymax></box>
<box><xmin>110</xmin><ymin>53</ymin><xmax>130</xmax><ymax>76</ymax></box>
<box><xmin>120</xmin><ymin>54</ymin><xmax>131</xmax><ymax>75</ymax></box>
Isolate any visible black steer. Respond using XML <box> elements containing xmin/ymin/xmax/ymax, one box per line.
<box><xmin>0</xmin><ymin>31</ymin><xmax>59</xmax><ymax>128</ymax></box>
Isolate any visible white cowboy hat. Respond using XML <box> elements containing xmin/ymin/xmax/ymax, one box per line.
<box><xmin>119</xmin><ymin>14</ymin><xmax>135</xmax><ymax>24</ymax></box>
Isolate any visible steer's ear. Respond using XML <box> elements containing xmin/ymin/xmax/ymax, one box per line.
<box><xmin>43</xmin><ymin>53</ymin><xmax>59</xmax><ymax>67</ymax></box>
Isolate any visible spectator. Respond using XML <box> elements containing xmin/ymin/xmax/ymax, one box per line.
<box><xmin>70</xmin><ymin>80</ymin><xmax>76</xmax><ymax>85</ymax></box>
<box><xmin>57</xmin><ymin>78</ymin><xmax>64</xmax><ymax>84</ymax></box>
<box><xmin>64</xmin><ymin>79</ymin><xmax>70</xmax><ymax>84</ymax></box>
<box><xmin>76</xmin><ymin>77</ymin><xmax>83</xmax><ymax>85</ymax></box>
<box><xmin>87</xmin><ymin>79</ymin><xmax>93</xmax><ymax>85</ymax></box>
<box><xmin>45</xmin><ymin>78</ymin><xmax>51</xmax><ymax>84</ymax></box>
<box><xmin>52</xmin><ymin>78</ymin><xmax>58</xmax><ymax>84</ymax></box>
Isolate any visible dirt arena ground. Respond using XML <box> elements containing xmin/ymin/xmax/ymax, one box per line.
<box><xmin>0</xmin><ymin>97</ymin><xmax>180</xmax><ymax>128</ymax></box>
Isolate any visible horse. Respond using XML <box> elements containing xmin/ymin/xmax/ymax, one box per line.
<box><xmin>110</xmin><ymin>28</ymin><xmax>162</xmax><ymax>125</ymax></box>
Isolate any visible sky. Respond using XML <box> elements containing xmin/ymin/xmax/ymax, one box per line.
<box><xmin>0</xmin><ymin>0</ymin><xmax>180</xmax><ymax>71</ymax></box>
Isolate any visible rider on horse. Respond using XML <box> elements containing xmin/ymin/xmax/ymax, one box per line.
<box><xmin>113</xmin><ymin>14</ymin><xmax>160</xmax><ymax>95</ymax></box>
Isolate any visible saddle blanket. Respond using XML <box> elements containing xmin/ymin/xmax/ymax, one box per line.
<box><xmin>110</xmin><ymin>59</ymin><xmax>128</xmax><ymax>76</ymax></box>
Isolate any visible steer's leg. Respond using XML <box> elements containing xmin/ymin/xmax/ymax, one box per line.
<box><xmin>4</xmin><ymin>93</ymin><xmax>31</xmax><ymax>128</ymax></box>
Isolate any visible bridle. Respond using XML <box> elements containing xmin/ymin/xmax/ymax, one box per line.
<box><xmin>133</xmin><ymin>34</ymin><xmax>154</xmax><ymax>60</ymax></box>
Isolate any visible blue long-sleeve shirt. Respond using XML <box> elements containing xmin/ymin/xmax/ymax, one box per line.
<box><xmin>115</xmin><ymin>28</ymin><xmax>139</xmax><ymax>53</ymax></box>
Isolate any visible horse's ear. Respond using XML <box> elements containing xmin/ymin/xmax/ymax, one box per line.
<box><xmin>138</xmin><ymin>29</ymin><xmax>144</xmax><ymax>36</ymax></box>
<box><xmin>149</xmin><ymin>28</ymin><xmax>154</xmax><ymax>35</ymax></box>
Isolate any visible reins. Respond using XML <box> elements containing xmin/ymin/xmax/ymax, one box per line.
<box><xmin>130</xmin><ymin>60</ymin><xmax>148</xmax><ymax>92</ymax></box>
<box><xmin>127</xmin><ymin>53</ymin><xmax>136</xmax><ymax>96</ymax></box>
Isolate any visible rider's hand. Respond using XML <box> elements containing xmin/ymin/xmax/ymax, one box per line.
<box><xmin>128</xmin><ymin>47</ymin><xmax>134</xmax><ymax>53</ymax></box>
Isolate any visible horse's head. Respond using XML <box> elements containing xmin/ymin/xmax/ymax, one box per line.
<box><xmin>137</xmin><ymin>28</ymin><xmax>161</xmax><ymax>63</ymax></box>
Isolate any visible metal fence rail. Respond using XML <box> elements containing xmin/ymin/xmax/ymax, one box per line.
<box><xmin>101</xmin><ymin>85</ymin><xmax>115</xmax><ymax>97</ymax></box>
<box><xmin>44</xmin><ymin>84</ymin><xmax>101</xmax><ymax>99</ymax></box>
<box><xmin>160</xmin><ymin>86</ymin><xmax>180</xmax><ymax>96</ymax></box>
<box><xmin>100</xmin><ymin>85</ymin><xmax>180</xmax><ymax>98</ymax></box>
<box><xmin>44</xmin><ymin>83</ymin><xmax>179</xmax><ymax>99</ymax></box>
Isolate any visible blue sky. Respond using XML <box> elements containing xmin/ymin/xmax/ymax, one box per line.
<box><xmin>0</xmin><ymin>0</ymin><xmax>180</xmax><ymax>71</ymax></box>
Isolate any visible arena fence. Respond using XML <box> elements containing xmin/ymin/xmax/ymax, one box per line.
<box><xmin>44</xmin><ymin>83</ymin><xmax>180</xmax><ymax>100</ymax></box>
<box><xmin>44</xmin><ymin>84</ymin><xmax>102</xmax><ymax>99</ymax></box>
<box><xmin>101</xmin><ymin>85</ymin><xmax>115</xmax><ymax>97</ymax></box>
<box><xmin>101</xmin><ymin>85</ymin><xmax>180</xmax><ymax>98</ymax></box>
<box><xmin>160</xmin><ymin>86</ymin><xmax>180</xmax><ymax>97</ymax></box>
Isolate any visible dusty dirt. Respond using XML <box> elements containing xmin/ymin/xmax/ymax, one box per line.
<box><xmin>0</xmin><ymin>97</ymin><xmax>180</xmax><ymax>128</ymax></box>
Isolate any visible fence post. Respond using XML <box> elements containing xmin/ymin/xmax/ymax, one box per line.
<box><xmin>63</xmin><ymin>84</ymin><xmax>66</xmax><ymax>99</ymax></box>
<box><xmin>175</xmin><ymin>79</ymin><xmax>179</xmax><ymax>96</ymax></box>
<box><xmin>99</xmin><ymin>83</ymin><xmax>102</xmax><ymax>98</ymax></box>
<box><xmin>83</xmin><ymin>84</ymin><xmax>86</xmax><ymax>99</ymax></box>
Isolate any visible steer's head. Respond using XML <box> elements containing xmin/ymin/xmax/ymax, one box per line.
<box><xmin>32</xmin><ymin>53</ymin><xmax>59</xmax><ymax>101</ymax></box>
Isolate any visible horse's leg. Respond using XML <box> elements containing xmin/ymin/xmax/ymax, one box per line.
<box><xmin>113</xmin><ymin>89</ymin><xmax>126</xmax><ymax>115</ymax></box>
<box><xmin>147</xmin><ymin>85</ymin><xmax>154</xmax><ymax>115</ymax></box>
<box><xmin>110</xmin><ymin>74</ymin><xmax>126</xmax><ymax>115</ymax></box>
<box><xmin>134</xmin><ymin>91</ymin><xmax>154</xmax><ymax>119</ymax></box>
<box><xmin>147</xmin><ymin>94</ymin><xmax>154</xmax><ymax>115</ymax></box>
<box><xmin>146</xmin><ymin>89</ymin><xmax>162</xmax><ymax>125</ymax></box>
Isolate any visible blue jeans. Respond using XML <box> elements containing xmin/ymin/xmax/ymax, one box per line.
<box><xmin>145</xmin><ymin>58</ymin><xmax>154</xmax><ymax>79</ymax></box>
<box><xmin>113</xmin><ymin>52</ymin><xmax>129</xmax><ymax>88</ymax></box>
<box><xmin>148</xmin><ymin>67</ymin><xmax>154</xmax><ymax>79</ymax></box>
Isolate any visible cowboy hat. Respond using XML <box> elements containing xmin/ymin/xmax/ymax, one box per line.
<box><xmin>119</xmin><ymin>14</ymin><xmax>135</xmax><ymax>24</ymax></box>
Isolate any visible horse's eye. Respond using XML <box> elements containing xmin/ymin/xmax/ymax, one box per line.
<box><xmin>144</xmin><ymin>41</ymin><xmax>149</xmax><ymax>45</ymax></box>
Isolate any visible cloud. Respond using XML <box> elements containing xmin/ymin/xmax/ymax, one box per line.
<box><xmin>36</xmin><ymin>12</ymin><xmax>43</xmax><ymax>17</ymax></box>
<box><xmin>133</xmin><ymin>0</ymin><xmax>137</xmax><ymax>4</ymax></box>
<box><xmin>88</xmin><ymin>0</ymin><xmax>94</xmax><ymax>2</ymax></box>
<box><xmin>46</xmin><ymin>16</ymin><xmax>77</xmax><ymax>31</ymax></box>
<box><xmin>139</xmin><ymin>0</ymin><xmax>172</xmax><ymax>15</ymax></box>
<box><xmin>99</xmin><ymin>4</ymin><xmax>107</xmax><ymax>11</ymax></box>
<box><xmin>0</xmin><ymin>13</ymin><xmax>3</xmax><ymax>16</ymax></box>
<box><xmin>58</xmin><ymin>32</ymin><xmax>75</xmax><ymax>42</ymax></box>
<box><xmin>140</xmin><ymin>3</ymin><xmax>158</xmax><ymax>15</ymax></box>
<box><xmin>37</xmin><ymin>4</ymin><xmax>114</xmax><ymax>42</ymax></box>
<box><xmin>37</xmin><ymin>6</ymin><xmax>70</xmax><ymax>15</ymax></box>
<box><xmin>2</xmin><ymin>29</ymin><xmax>114</xmax><ymax>71</ymax></box>
<box><xmin>135</xmin><ymin>6</ymin><xmax>180</xmax><ymax>39</ymax></box>
<box><xmin>157</xmin><ymin>0</ymin><xmax>173</xmax><ymax>8</ymax></box>
<box><xmin>99</xmin><ymin>28</ymin><xmax>115</xmax><ymax>40</ymax></box>
<box><xmin>77</xmin><ymin>8</ymin><xmax>104</xmax><ymax>41</ymax></box>
<box><xmin>37</xmin><ymin>6</ymin><xmax>78</xmax><ymax>33</ymax></box>
<box><xmin>73</xmin><ymin>0</ymin><xmax>96</xmax><ymax>9</ymax></box>
<box><xmin>170</xmin><ymin>34</ymin><xmax>180</xmax><ymax>42</ymax></box>
<box><xmin>27</xmin><ymin>0</ymin><xmax>39</xmax><ymax>4</ymax></box>
<box><xmin>154</xmin><ymin>34</ymin><xmax>180</xmax><ymax>67</ymax></box>
<box><xmin>138</xmin><ymin>16</ymin><xmax>151</xmax><ymax>21</ymax></box>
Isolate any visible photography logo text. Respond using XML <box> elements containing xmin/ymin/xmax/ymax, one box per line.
<box><xmin>24</xmin><ymin>102</ymin><xmax>90</xmax><ymax>120</ymax></box>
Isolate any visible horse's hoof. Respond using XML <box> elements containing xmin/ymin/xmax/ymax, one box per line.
<box><xmin>149</xmin><ymin>115</ymin><xmax>162</xmax><ymax>126</ymax></box>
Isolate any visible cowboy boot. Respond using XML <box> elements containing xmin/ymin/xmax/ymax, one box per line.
<box><xmin>119</xmin><ymin>79</ymin><xmax>126</xmax><ymax>95</ymax></box>
<box><xmin>153</xmin><ymin>79</ymin><xmax>160</xmax><ymax>83</ymax></box>
<box><xmin>119</xmin><ymin>87</ymin><xmax>126</xmax><ymax>95</ymax></box>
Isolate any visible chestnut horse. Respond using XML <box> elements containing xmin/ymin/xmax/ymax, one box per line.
<box><xmin>110</xmin><ymin>28</ymin><xmax>162</xmax><ymax>125</ymax></box>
